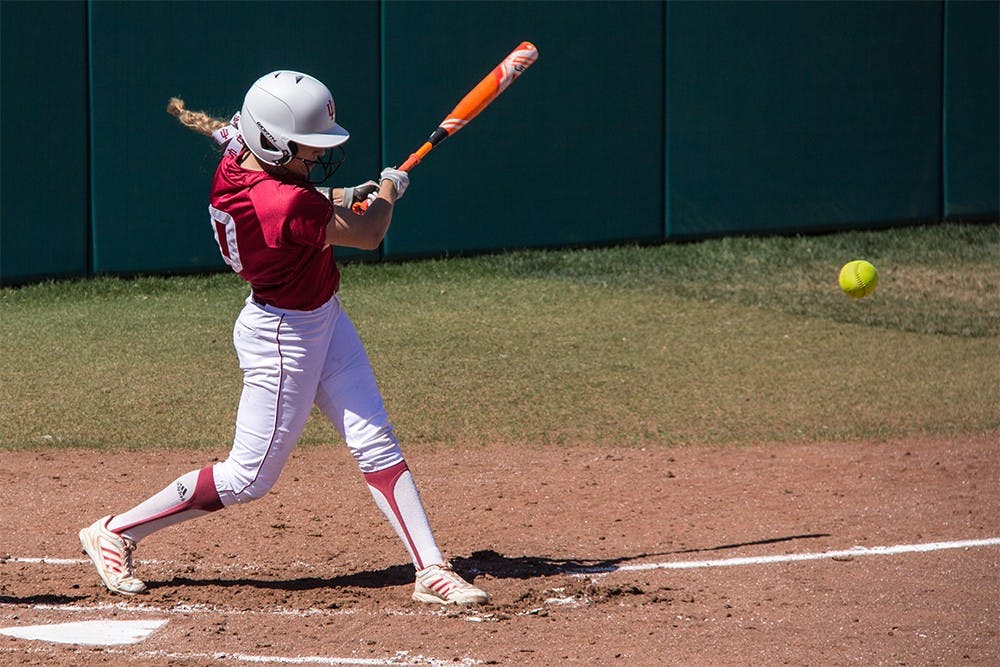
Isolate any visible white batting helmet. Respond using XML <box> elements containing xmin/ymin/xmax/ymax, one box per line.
<box><xmin>240</xmin><ymin>70</ymin><xmax>350</xmax><ymax>166</ymax></box>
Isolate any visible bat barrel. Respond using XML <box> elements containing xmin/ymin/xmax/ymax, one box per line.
<box><xmin>394</xmin><ymin>41</ymin><xmax>538</xmax><ymax>176</ymax></box>
<box><xmin>498</xmin><ymin>42</ymin><xmax>538</xmax><ymax>92</ymax></box>
<box><xmin>444</xmin><ymin>41</ymin><xmax>539</xmax><ymax>134</ymax></box>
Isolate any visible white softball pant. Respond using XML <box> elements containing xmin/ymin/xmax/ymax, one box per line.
<box><xmin>215</xmin><ymin>294</ymin><xmax>404</xmax><ymax>506</ymax></box>
<box><xmin>112</xmin><ymin>292</ymin><xmax>444</xmax><ymax>568</ymax></box>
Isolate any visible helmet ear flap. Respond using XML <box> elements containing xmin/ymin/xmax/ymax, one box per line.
<box><xmin>257</xmin><ymin>131</ymin><xmax>294</xmax><ymax>165</ymax></box>
<box><xmin>269</xmin><ymin>137</ymin><xmax>293</xmax><ymax>166</ymax></box>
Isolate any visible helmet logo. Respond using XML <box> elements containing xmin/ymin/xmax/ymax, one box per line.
<box><xmin>255</xmin><ymin>120</ymin><xmax>290</xmax><ymax>163</ymax></box>
<box><xmin>256</xmin><ymin>119</ymin><xmax>278</xmax><ymax>146</ymax></box>
<box><xmin>326</xmin><ymin>99</ymin><xmax>336</xmax><ymax>121</ymax></box>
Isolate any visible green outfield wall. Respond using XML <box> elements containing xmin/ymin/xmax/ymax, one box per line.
<box><xmin>1</xmin><ymin>0</ymin><xmax>90</xmax><ymax>283</ymax></box>
<box><xmin>943</xmin><ymin>0</ymin><xmax>1000</xmax><ymax>220</ymax></box>
<box><xmin>2</xmin><ymin>0</ymin><xmax>997</xmax><ymax>284</ymax></box>
<box><xmin>666</xmin><ymin>1</ymin><xmax>944</xmax><ymax>238</ymax></box>
<box><xmin>86</xmin><ymin>0</ymin><xmax>382</xmax><ymax>275</ymax></box>
<box><xmin>380</xmin><ymin>1</ymin><xmax>665</xmax><ymax>257</ymax></box>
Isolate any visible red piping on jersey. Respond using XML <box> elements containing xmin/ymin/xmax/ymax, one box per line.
<box><xmin>364</xmin><ymin>461</ymin><xmax>422</xmax><ymax>569</ymax></box>
<box><xmin>111</xmin><ymin>465</ymin><xmax>223</xmax><ymax>534</ymax></box>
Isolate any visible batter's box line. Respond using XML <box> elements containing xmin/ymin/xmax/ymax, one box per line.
<box><xmin>6</xmin><ymin>536</ymin><xmax>999</xmax><ymax>579</ymax></box>
<box><xmin>571</xmin><ymin>537</ymin><xmax>1000</xmax><ymax>575</ymax></box>
<box><xmin>6</xmin><ymin>600</ymin><xmax>364</xmax><ymax>619</ymax></box>
<box><xmin>108</xmin><ymin>648</ymin><xmax>477</xmax><ymax>666</ymax></box>
<box><xmin>0</xmin><ymin>645</ymin><xmax>475</xmax><ymax>666</ymax></box>
<box><xmin>0</xmin><ymin>556</ymin><xmax>299</xmax><ymax>572</ymax></box>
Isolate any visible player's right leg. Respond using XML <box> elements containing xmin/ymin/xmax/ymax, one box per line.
<box><xmin>79</xmin><ymin>465</ymin><xmax>225</xmax><ymax>595</ymax></box>
<box><xmin>315</xmin><ymin>303</ymin><xmax>488</xmax><ymax>605</ymax></box>
<box><xmin>78</xmin><ymin>516</ymin><xmax>146</xmax><ymax>596</ymax></box>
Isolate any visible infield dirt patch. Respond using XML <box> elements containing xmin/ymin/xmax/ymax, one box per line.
<box><xmin>1</xmin><ymin>434</ymin><xmax>998</xmax><ymax>665</ymax></box>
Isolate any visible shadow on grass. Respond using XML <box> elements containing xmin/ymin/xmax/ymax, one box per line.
<box><xmin>148</xmin><ymin>533</ymin><xmax>829</xmax><ymax>592</ymax></box>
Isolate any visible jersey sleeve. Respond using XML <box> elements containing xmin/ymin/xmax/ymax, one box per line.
<box><xmin>249</xmin><ymin>181</ymin><xmax>333</xmax><ymax>249</ymax></box>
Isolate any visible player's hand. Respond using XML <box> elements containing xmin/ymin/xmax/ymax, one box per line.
<box><xmin>350</xmin><ymin>189</ymin><xmax>384</xmax><ymax>215</ymax></box>
<box><xmin>344</xmin><ymin>180</ymin><xmax>378</xmax><ymax>205</ymax></box>
<box><xmin>380</xmin><ymin>167</ymin><xmax>409</xmax><ymax>200</ymax></box>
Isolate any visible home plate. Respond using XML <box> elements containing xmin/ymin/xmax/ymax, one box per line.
<box><xmin>0</xmin><ymin>619</ymin><xmax>168</xmax><ymax>645</ymax></box>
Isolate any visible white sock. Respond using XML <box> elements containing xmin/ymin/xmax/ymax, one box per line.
<box><xmin>364</xmin><ymin>461</ymin><xmax>444</xmax><ymax>570</ymax></box>
<box><xmin>107</xmin><ymin>465</ymin><xmax>224</xmax><ymax>543</ymax></box>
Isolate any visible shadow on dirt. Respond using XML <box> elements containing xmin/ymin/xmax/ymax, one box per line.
<box><xmin>0</xmin><ymin>594</ymin><xmax>88</xmax><ymax>605</ymax></box>
<box><xmin>149</xmin><ymin>533</ymin><xmax>829</xmax><ymax>592</ymax></box>
<box><xmin>455</xmin><ymin>532</ymin><xmax>832</xmax><ymax>578</ymax></box>
<box><xmin>151</xmin><ymin>564</ymin><xmax>416</xmax><ymax>592</ymax></box>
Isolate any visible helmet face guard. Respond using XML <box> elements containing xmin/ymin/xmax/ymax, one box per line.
<box><xmin>299</xmin><ymin>145</ymin><xmax>345</xmax><ymax>184</ymax></box>
<box><xmin>240</xmin><ymin>71</ymin><xmax>350</xmax><ymax>173</ymax></box>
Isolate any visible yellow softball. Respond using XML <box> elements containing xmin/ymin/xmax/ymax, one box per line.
<box><xmin>839</xmin><ymin>260</ymin><xmax>879</xmax><ymax>298</ymax></box>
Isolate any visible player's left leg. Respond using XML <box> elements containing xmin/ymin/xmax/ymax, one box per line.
<box><xmin>313</xmin><ymin>303</ymin><xmax>440</xmax><ymax>568</ymax></box>
<box><xmin>363</xmin><ymin>460</ymin><xmax>490</xmax><ymax>604</ymax></box>
<box><xmin>315</xmin><ymin>301</ymin><xmax>488</xmax><ymax>604</ymax></box>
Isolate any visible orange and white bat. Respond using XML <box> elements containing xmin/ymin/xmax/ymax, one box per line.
<box><xmin>354</xmin><ymin>41</ymin><xmax>538</xmax><ymax>212</ymax></box>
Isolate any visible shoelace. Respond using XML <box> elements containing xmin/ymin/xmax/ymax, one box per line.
<box><xmin>436</xmin><ymin>566</ymin><xmax>472</xmax><ymax>588</ymax></box>
<box><xmin>120</xmin><ymin>538</ymin><xmax>138</xmax><ymax>577</ymax></box>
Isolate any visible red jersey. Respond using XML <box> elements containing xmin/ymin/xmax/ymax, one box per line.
<box><xmin>208</xmin><ymin>153</ymin><xmax>339</xmax><ymax>310</ymax></box>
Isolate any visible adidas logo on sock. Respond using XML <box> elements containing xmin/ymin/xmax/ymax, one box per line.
<box><xmin>176</xmin><ymin>481</ymin><xmax>189</xmax><ymax>500</ymax></box>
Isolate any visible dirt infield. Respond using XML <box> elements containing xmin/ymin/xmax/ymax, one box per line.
<box><xmin>1</xmin><ymin>434</ymin><xmax>998</xmax><ymax>665</ymax></box>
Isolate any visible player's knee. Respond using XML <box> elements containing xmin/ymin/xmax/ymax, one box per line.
<box><xmin>348</xmin><ymin>426</ymin><xmax>404</xmax><ymax>473</ymax></box>
<box><xmin>213</xmin><ymin>460</ymin><xmax>278</xmax><ymax>505</ymax></box>
<box><xmin>232</xmin><ymin>479</ymin><xmax>274</xmax><ymax>503</ymax></box>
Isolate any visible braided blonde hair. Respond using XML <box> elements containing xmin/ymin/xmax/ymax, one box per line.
<box><xmin>166</xmin><ymin>97</ymin><xmax>229</xmax><ymax>137</ymax></box>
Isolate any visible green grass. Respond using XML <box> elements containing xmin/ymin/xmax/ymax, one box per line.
<box><xmin>2</xmin><ymin>222</ymin><xmax>998</xmax><ymax>451</ymax></box>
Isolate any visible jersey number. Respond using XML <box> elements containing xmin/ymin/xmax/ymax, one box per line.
<box><xmin>209</xmin><ymin>205</ymin><xmax>243</xmax><ymax>273</ymax></box>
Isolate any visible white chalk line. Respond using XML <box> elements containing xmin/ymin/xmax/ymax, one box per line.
<box><xmin>577</xmin><ymin>536</ymin><xmax>1000</xmax><ymax>574</ymax></box>
<box><xmin>2</xmin><ymin>556</ymin><xmax>318</xmax><ymax>571</ymax></box>
<box><xmin>0</xmin><ymin>645</ymin><xmax>473</xmax><ymax>666</ymax></box>
<box><xmin>5</xmin><ymin>537</ymin><xmax>1000</xmax><ymax>578</ymax></box>
<box><xmin>107</xmin><ymin>648</ymin><xmax>476</xmax><ymax>666</ymax></box>
<box><xmin>0</xmin><ymin>605</ymin><xmax>470</xmax><ymax>665</ymax></box>
<box><xmin>3</xmin><ymin>557</ymin><xmax>88</xmax><ymax>565</ymax></box>
<box><xmin>3</xmin><ymin>537</ymin><xmax>997</xmax><ymax>666</ymax></box>
<box><xmin>18</xmin><ymin>600</ymin><xmax>361</xmax><ymax>619</ymax></box>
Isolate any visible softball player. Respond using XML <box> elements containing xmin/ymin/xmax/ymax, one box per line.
<box><xmin>78</xmin><ymin>70</ymin><xmax>488</xmax><ymax>605</ymax></box>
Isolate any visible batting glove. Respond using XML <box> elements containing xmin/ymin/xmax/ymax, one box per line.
<box><xmin>380</xmin><ymin>167</ymin><xmax>409</xmax><ymax>200</ymax></box>
<box><xmin>343</xmin><ymin>180</ymin><xmax>379</xmax><ymax>205</ymax></box>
